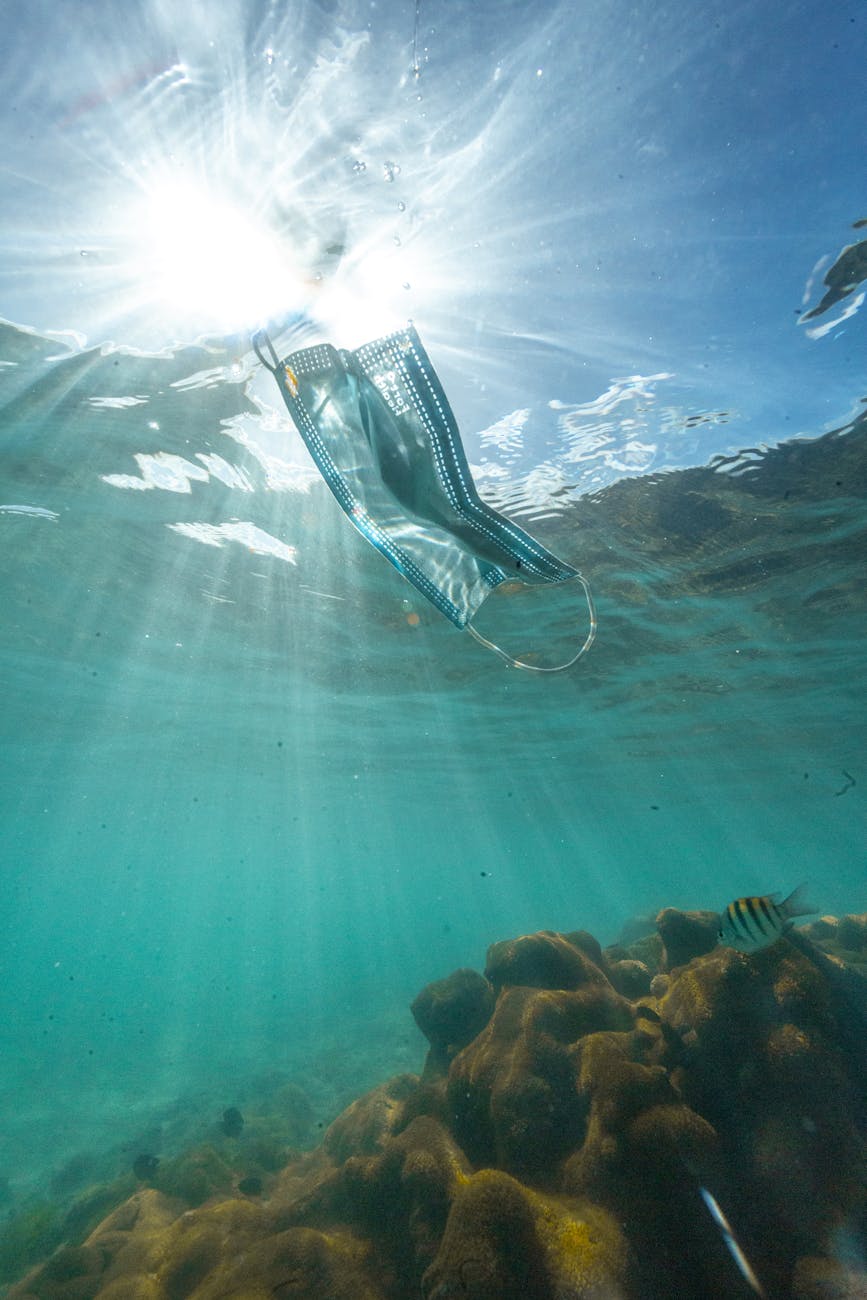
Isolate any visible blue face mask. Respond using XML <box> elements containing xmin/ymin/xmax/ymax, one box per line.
<box><xmin>254</xmin><ymin>325</ymin><xmax>595</xmax><ymax>671</ymax></box>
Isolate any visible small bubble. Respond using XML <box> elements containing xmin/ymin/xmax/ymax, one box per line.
<box><xmin>351</xmin><ymin>159</ymin><xmax>366</xmax><ymax>174</ymax></box>
<box><xmin>402</xmin><ymin>282</ymin><xmax>411</xmax><ymax>290</ymax></box>
<box><xmin>393</xmin><ymin>234</ymin><xmax>401</xmax><ymax>246</ymax></box>
<box><xmin>398</xmin><ymin>201</ymin><xmax>406</xmax><ymax>212</ymax></box>
<box><xmin>383</xmin><ymin>160</ymin><xmax>400</xmax><ymax>182</ymax></box>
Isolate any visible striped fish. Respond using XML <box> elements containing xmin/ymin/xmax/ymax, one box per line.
<box><xmin>718</xmin><ymin>885</ymin><xmax>816</xmax><ymax>953</ymax></box>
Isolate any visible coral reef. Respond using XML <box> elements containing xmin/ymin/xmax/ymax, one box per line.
<box><xmin>5</xmin><ymin>911</ymin><xmax>867</xmax><ymax>1299</ymax></box>
<box><xmin>655</xmin><ymin>906</ymin><xmax>719</xmax><ymax>970</ymax></box>
<box><xmin>411</xmin><ymin>968</ymin><xmax>495</xmax><ymax>1077</ymax></box>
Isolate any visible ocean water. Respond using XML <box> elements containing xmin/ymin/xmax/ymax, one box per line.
<box><xmin>0</xmin><ymin>0</ymin><xmax>865</xmax><ymax>1290</ymax></box>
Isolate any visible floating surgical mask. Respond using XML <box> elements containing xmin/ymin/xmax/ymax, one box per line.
<box><xmin>254</xmin><ymin>325</ymin><xmax>595</xmax><ymax>671</ymax></box>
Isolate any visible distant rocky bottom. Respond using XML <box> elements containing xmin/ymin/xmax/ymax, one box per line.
<box><xmin>4</xmin><ymin>910</ymin><xmax>867</xmax><ymax>1300</ymax></box>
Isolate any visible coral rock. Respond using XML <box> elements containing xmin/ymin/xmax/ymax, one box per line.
<box><xmin>563</xmin><ymin>930</ymin><xmax>606</xmax><ymax>968</ymax></box>
<box><xmin>96</xmin><ymin>1277</ymin><xmax>162</xmax><ymax>1299</ymax></box>
<box><xmin>323</xmin><ymin>1074</ymin><xmax>418</xmax><ymax>1164</ymax></box>
<box><xmin>655</xmin><ymin>907</ymin><xmax>719</xmax><ymax>970</ymax></box>
<box><xmin>219</xmin><ymin>1224</ymin><xmax>386</xmax><ymax>1299</ymax></box>
<box><xmin>835</xmin><ymin>912</ymin><xmax>867</xmax><ymax>952</ymax></box>
<box><xmin>448</xmin><ymin>983</ymin><xmax>633</xmax><ymax>1175</ymax></box>
<box><xmin>331</xmin><ymin>1116</ymin><xmax>471</xmax><ymax>1291</ymax></box>
<box><xmin>6</xmin><ymin>909</ymin><xmax>867</xmax><ymax>1300</ymax></box>
<box><xmin>18</xmin><ymin>1243</ymin><xmax>104</xmax><ymax>1299</ymax></box>
<box><xmin>422</xmin><ymin>1168</ymin><xmax>629</xmax><ymax>1300</ymax></box>
<box><xmin>485</xmin><ymin>930</ymin><xmax>610</xmax><ymax>993</ymax></box>
<box><xmin>659</xmin><ymin>941</ymin><xmax>867</xmax><ymax>1287</ymax></box>
<box><xmin>804</xmin><ymin>915</ymin><xmax>839</xmax><ymax>942</ymax></box>
<box><xmin>622</xmin><ymin>929</ymin><xmax>664</xmax><ymax>973</ymax></box>
<box><xmin>607</xmin><ymin>959</ymin><xmax>652</xmax><ymax>999</ymax></box>
<box><xmin>563</xmin><ymin>1031</ymin><xmax>717</xmax><ymax>1203</ymax></box>
<box><xmin>6</xmin><ymin>1190</ymin><xmax>179</xmax><ymax>1299</ymax></box>
<box><xmin>411</xmin><ymin>968</ymin><xmax>495</xmax><ymax>1073</ymax></box>
<box><xmin>153</xmin><ymin>1144</ymin><xmax>234</xmax><ymax>1208</ymax></box>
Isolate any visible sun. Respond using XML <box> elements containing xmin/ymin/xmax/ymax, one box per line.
<box><xmin>131</xmin><ymin>172</ymin><xmax>309</xmax><ymax>336</ymax></box>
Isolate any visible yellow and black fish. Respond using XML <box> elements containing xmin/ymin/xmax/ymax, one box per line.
<box><xmin>718</xmin><ymin>885</ymin><xmax>816</xmax><ymax>953</ymax></box>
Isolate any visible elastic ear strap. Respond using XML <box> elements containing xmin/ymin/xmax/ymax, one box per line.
<box><xmin>467</xmin><ymin>573</ymin><xmax>597</xmax><ymax>673</ymax></box>
<box><xmin>252</xmin><ymin>329</ymin><xmax>281</xmax><ymax>373</ymax></box>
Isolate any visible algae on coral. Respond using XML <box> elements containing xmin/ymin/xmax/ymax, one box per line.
<box><xmin>6</xmin><ymin>916</ymin><xmax>867</xmax><ymax>1300</ymax></box>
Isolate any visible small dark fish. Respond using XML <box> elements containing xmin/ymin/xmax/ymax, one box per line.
<box><xmin>132</xmin><ymin>1153</ymin><xmax>159</xmax><ymax>1181</ymax></box>
<box><xmin>221</xmin><ymin>1106</ymin><xmax>244</xmax><ymax>1138</ymax></box>
<box><xmin>718</xmin><ymin>884</ymin><xmax>816</xmax><ymax>953</ymax></box>
<box><xmin>237</xmin><ymin>1175</ymin><xmax>263</xmax><ymax>1196</ymax></box>
<box><xmin>834</xmin><ymin>770</ymin><xmax>855</xmax><ymax>797</ymax></box>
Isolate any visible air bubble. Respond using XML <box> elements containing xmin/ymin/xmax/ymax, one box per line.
<box><xmin>383</xmin><ymin>161</ymin><xmax>401</xmax><ymax>182</ymax></box>
<box><xmin>398</xmin><ymin>201</ymin><xmax>406</xmax><ymax>212</ymax></box>
<box><xmin>352</xmin><ymin>159</ymin><xmax>367</xmax><ymax>174</ymax></box>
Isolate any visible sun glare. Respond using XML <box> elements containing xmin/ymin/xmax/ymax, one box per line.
<box><xmin>133</xmin><ymin>175</ymin><xmax>308</xmax><ymax>335</ymax></box>
<box><xmin>4</xmin><ymin>10</ymin><xmax>563</xmax><ymax>354</ymax></box>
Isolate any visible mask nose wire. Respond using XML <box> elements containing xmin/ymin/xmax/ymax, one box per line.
<box><xmin>466</xmin><ymin>572</ymin><xmax>597</xmax><ymax>673</ymax></box>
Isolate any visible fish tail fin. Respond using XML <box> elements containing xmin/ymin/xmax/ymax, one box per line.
<box><xmin>780</xmin><ymin>882</ymin><xmax>817</xmax><ymax>921</ymax></box>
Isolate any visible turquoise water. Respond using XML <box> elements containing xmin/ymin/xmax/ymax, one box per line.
<box><xmin>1</xmin><ymin>321</ymin><xmax>864</xmax><ymax>1217</ymax></box>
<box><xmin>0</xmin><ymin>0</ymin><xmax>866</xmax><ymax>1287</ymax></box>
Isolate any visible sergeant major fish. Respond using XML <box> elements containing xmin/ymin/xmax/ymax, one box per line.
<box><xmin>718</xmin><ymin>885</ymin><xmax>816</xmax><ymax>953</ymax></box>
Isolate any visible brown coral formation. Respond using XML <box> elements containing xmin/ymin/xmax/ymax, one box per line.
<box><xmin>655</xmin><ymin>906</ymin><xmax>719</xmax><ymax>970</ymax></box>
<box><xmin>411</xmin><ymin>968</ymin><xmax>495</xmax><ymax>1077</ymax></box>
<box><xmin>8</xmin><ymin>916</ymin><xmax>867</xmax><ymax>1299</ymax></box>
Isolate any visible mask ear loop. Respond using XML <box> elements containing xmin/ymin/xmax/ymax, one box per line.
<box><xmin>466</xmin><ymin>572</ymin><xmax>597</xmax><ymax>672</ymax></box>
<box><xmin>252</xmin><ymin>329</ymin><xmax>280</xmax><ymax>373</ymax></box>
